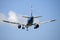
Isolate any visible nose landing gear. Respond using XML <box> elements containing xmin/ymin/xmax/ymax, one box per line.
<box><xmin>22</xmin><ymin>27</ymin><xmax>25</xmax><ymax>29</ymax></box>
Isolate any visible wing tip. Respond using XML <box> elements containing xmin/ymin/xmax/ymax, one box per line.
<box><xmin>50</xmin><ymin>19</ymin><xmax>56</xmax><ymax>22</ymax></box>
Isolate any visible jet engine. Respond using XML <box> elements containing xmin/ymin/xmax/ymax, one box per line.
<box><xmin>18</xmin><ymin>25</ymin><xmax>21</xmax><ymax>29</ymax></box>
<box><xmin>34</xmin><ymin>24</ymin><xmax>39</xmax><ymax>29</ymax></box>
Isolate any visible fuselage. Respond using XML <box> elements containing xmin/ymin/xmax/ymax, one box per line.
<box><xmin>26</xmin><ymin>16</ymin><xmax>34</xmax><ymax>26</ymax></box>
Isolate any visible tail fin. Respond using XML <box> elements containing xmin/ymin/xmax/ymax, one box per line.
<box><xmin>30</xmin><ymin>5</ymin><xmax>42</xmax><ymax>18</ymax></box>
<box><xmin>22</xmin><ymin>5</ymin><xmax>42</xmax><ymax>18</ymax></box>
<box><xmin>31</xmin><ymin>4</ymin><xmax>33</xmax><ymax>16</ymax></box>
<box><xmin>31</xmin><ymin>11</ymin><xmax>32</xmax><ymax>17</ymax></box>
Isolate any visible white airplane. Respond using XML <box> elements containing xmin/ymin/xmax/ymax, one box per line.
<box><xmin>2</xmin><ymin>13</ymin><xmax>56</xmax><ymax>31</ymax></box>
<box><xmin>2</xmin><ymin>6</ymin><xmax>56</xmax><ymax>31</ymax></box>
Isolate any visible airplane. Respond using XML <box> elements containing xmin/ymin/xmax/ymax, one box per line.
<box><xmin>2</xmin><ymin>13</ymin><xmax>56</xmax><ymax>31</ymax></box>
<box><xmin>2</xmin><ymin>6</ymin><xmax>56</xmax><ymax>31</ymax></box>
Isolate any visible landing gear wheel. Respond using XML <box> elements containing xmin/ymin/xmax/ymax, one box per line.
<box><xmin>22</xmin><ymin>27</ymin><xmax>25</xmax><ymax>29</ymax></box>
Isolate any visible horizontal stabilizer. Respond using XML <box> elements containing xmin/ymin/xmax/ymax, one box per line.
<box><xmin>33</xmin><ymin>16</ymin><xmax>42</xmax><ymax>18</ymax></box>
<box><xmin>22</xmin><ymin>16</ymin><xmax>42</xmax><ymax>18</ymax></box>
<box><xmin>22</xmin><ymin>16</ymin><xmax>30</xmax><ymax>18</ymax></box>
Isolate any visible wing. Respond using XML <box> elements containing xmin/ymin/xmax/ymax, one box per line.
<box><xmin>2</xmin><ymin>20</ymin><xmax>26</xmax><ymax>26</ymax></box>
<box><xmin>40</xmin><ymin>19</ymin><xmax>56</xmax><ymax>24</ymax></box>
<box><xmin>3</xmin><ymin>20</ymin><xmax>20</xmax><ymax>24</ymax></box>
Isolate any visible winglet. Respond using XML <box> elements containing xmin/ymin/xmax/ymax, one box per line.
<box><xmin>50</xmin><ymin>19</ymin><xmax>56</xmax><ymax>22</ymax></box>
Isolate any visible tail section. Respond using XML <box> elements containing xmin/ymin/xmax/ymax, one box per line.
<box><xmin>33</xmin><ymin>16</ymin><xmax>42</xmax><ymax>18</ymax></box>
<box><xmin>31</xmin><ymin>4</ymin><xmax>33</xmax><ymax>17</ymax></box>
<box><xmin>22</xmin><ymin>5</ymin><xmax>42</xmax><ymax>18</ymax></box>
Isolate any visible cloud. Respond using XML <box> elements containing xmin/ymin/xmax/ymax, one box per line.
<box><xmin>8</xmin><ymin>10</ymin><xmax>27</xmax><ymax>24</ymax></box>
<box><xmin>7</xmin><ymin>10</ymin><xmax>27</xmax><ymax>27</ymax></box>
<box><xmin>0</xmin><ymin>10</ymin><xmax>39</xmax><ymax>27</ymax></box>
<box><xmin>0</xmin><ymin>13</ymin><xmax>7</xmax><ymax>24</ymax></box>
<box><xmin>8</xmin><ymin>10</ymin><xmax>19</xmax><ymax>22</ymax></box>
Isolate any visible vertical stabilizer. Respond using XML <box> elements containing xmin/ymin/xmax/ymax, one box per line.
<box><xmin>31</xmin><ymin>5</ymin><xmax>33</xmax><ymax>17</ymax></box>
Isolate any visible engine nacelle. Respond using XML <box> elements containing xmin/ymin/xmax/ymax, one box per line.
<box><xmin>18</xmin><ymin>25</ymin><xmax>21</xmax><ymax>29</ymax></box>
<box><xmin>34</xmin><ymin>24</ymin><xmax>39</xmax><ymax>29</ymax></box>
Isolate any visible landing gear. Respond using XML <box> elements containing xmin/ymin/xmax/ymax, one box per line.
<box><xmin>22</xmin><ymin>27</ymin><xmax>25</xmax><ymax>29</ymax></box>
<box><xmin>26</xmin><ymin>26</ymin><xmax>29</xmax><ymax>31</ymax></box>
<box><xmin>26</xmin><ymin>28</ymin><xmax>28</xmax><ymax>31</ymax></box>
